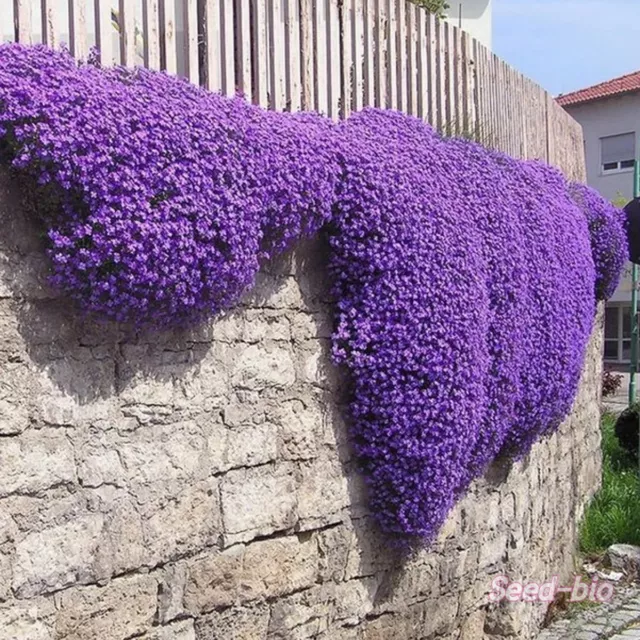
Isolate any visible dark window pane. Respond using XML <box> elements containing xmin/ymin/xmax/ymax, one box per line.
<box><xmin>621</xmin><ymin>159</ymin><xmax>635</xmax><ymax>169</ymax></box>
<box><xmin>605</xmin><ymin>306</ymin><xmax>618</xmax><ymax>339</ymax></box>
<box><xmin>623</xmin><ymin>340</ymin><xmax>632</xmax><ymax>361</ymax></box>
<box><xmin>603</xmin><ymin>162</ymin><xmax>619</xmax><ymax>171</ymax></box>
<box><xmin>623</xmin><ymin>307</ymin><xmax>632</xmax><ymax>338</ymax></box>
<box><xmin>605</xmin><ymin>340</ymin><xmax>618</xmax><ymax>360</ymax></box>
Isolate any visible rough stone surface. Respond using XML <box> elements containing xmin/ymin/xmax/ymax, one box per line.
<box><xmin>609</xmin><ymin>545</ymin><xmax>640</xmax><ymax>580</ymax></box>
<box><xmin>0</xmin><ymin>169</ymin><xmax>603</xmax><ymax>639</ymax></box>
<box><xmin>535</xmin><ymin>588</ymin><xmax>640</xmax><ymax>640</ymax></box>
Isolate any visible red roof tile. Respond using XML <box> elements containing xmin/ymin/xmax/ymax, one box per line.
<box><xmin>557</xmin><ymin>70</ymin><xmax>640</xmax><ymax>107</ymax></box>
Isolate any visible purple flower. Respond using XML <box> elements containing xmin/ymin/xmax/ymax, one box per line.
<box><xmin>0</xmin><ymin>44</ymin><xmax>626</xmax><ymax>541</ymax></box>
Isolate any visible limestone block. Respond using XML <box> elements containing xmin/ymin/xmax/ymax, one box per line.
<box><xmin>230</xmin><ymin>344</ymin><xmax>295</xmax><ymax>390</ymax></box>
<box><xmin>268</xmin><ymin>585</ymin><xmax>332</xmax><ymax>639</ymax></box>
<box><xmin>225</xmin><ymin>423</ymin><xmax>279</xmax><ymax>469</ymax></box>
<box><xmin>53</xmin><ymin>574</ymin><xmax>157</xmax><ymax>640</ymax></box>
<box><xmin>195</xmin><ymin>604</ymin><xmax>270</xmax><ymax>640</ymax></box>
<box><xmin>239</xmin><ymin>536</ymin><xmax>318</xmax><ymax>601</ymax></box>
<box><xmin>0</xmin><ymin>429</ymin><xmax>76</xmax><ymax>498</ymax></box>
<box><xmin>0</xmin><ymin>598</ymin><xmax>55</xmax><ymax>640</ymax></box>
<box><xmin>184</xmin><ymin>546</ymin><xmax>244</xmax><ymax>612</ymax></box>
<box><xmin>297</xmin><ymin>455</ymin><xmax>350</xmax><ymax>530</ymax></box>
<box><xmin>12</xmin><ymin>514</ymin><xmax>104</xmax><ymax>598</ymax></box>
<box><xmin>272</xmin><ymin>399</ymin><xmax>320</xmax><ymax>462</ymax></box>
<box><xmin>143</xmin><ymin>479</ymin><xmax>221</xmax><ymax>566</ymax></box>
<box><xmin>220</xmin><ymin>464</ymin><xmax>298</xmax><ymax>543</ymax></box>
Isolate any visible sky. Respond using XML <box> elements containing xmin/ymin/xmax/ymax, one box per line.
<box><xmin>493</xmin><ymin>0</ymin><xmax>640</xmax><ymax>97</ymax></box>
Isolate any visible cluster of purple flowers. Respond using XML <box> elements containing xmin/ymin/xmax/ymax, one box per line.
<box><xmin>0</xmin><ymin>44</ymin><xmax>627</xmax><ymax>539</ymax></box>
<box><xmin>0</xmin><ymin>44</ymin><xmax>339</xmax><ymax>325</ymax></box>
<box><xmin>568</xmin><ymin>182</ymin><xmax>628</xmax><ymax>301</ymax></box>
<box><xmin>329</xmin><ymin>110</ymin><xmax>611</xmax><ymax>536</ymax></box>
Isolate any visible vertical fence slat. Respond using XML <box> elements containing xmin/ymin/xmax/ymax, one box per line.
<box><xmin>341</xmin><ymin>0</ymin><xmax>353</xmax><ymax>117</ymax></box>
<box><xmin>284</xmin><ymin>0</ymin><xmax>301</xmax><ymax>111</ymax></box>
<box><xmin>142</xmin><ymin>1</ymin><xmax>160</xmax><ymax>69</ymax></box>
<box><xmin>497</xmin><ymin>57</ymin><xmax>505</xmax><ymax>151</ymax></box>
<box><xmin>476</xmin><ymin>41</ymin><xmax>487</xmax><ymax>140</ymax></box>
<box><xmin>491</xmin><ymin>53</ymin><xmax>500</xmax><ymax>149</ymax></box>
<box><xmin>426</xmin><ymin>12</ymin><xmax>436</xmax><ymax>126</ymax></box>
<box><xmin>386</xmin><ymin>0</ymin><xmax>397</xmax><ymax>109</ymax></box>
<box><xmin>406</xmin><ymin>2</ymin><xmax>418</xmax><ymax>117</ymax></box>
<box><xmin>236</xmin><ymin>0</ymin><xmax>252</xmax><ymax>99</ymax></box>
<box><xmin>338</xmin><ymin>0</ymin><xmax>356</xmax><ymax>118</ymax></box>
<box><xmin>362</xmin><ymin>0</ymin><xmax>376</xmax><ymax>107</ymax></box>
<box><xmin>395</xmin><ymin>0</ymin><xmax>406</xmax><ymax>112</ymax></box>
<box><xmin>504</xmin><ymin>62</ymin><xmax>511</xmax><ymax>153</ymax></box>
<box><xmin>509</xmin><ymin>65</ymin><xmax>517</xmax><ymax>156</ymax></box>
<box><xmin>444</xmin><ymin>21</ymin><xmax>454</xmax><ymax>132</ymax></box>
<box><xmin>352</xmin><ymin>0</ymin><xmax>365</xmax><ymax>112</ymax></box>
<box><xmin>314</xmin><ymin>0</ymin><xmax>329</xmax><ymax>114</ymax></box>
<box><xmin>362</xmin><ymin>0</ymin><xmax>374</xmax><ymax>107</ymax></box>
<box><xmin>483</xmin><ymin>45</ymin><xmax>491</xmax><ymax>143</ymax></box>
<box><xmin>462</xmin><ymin>31</ymin><xmax>473</xmax><ymax>136</ymax></box>
<box><xmin>119</xmin><ymin>0</ymin><xmax>136</xmax><ymax>67</ymax></box>
<box><xmin>415</xmin><ymin>6</ymin><xmax>427</xmax><ymax>120</ymax></box>
<box><xmin>502</xmin><ymin>61</ymin><xmax>510</xmax><ymax>153</ymax></box>
<box><xmin>182</xmin><ymin>0</ymin><xmax>199</xmax><ymax>84</ymax></box>
<box><xmin>14</xmin><ymin>0</ymin><xmax>32</xmax><ymax>44</ymax></box>
<box><xmin>204</xmin><ymin>0</ymin><xmax>221</xmax><ymax>92</ymax></box>
<box><xmin>251</xmin><ymin>0</ymin><xmax>268</xmax><ymax>105</ymax></box>
<box><xmin>94</xmin><ymin>0</ymin><xmax>113</xmax><ymax>64</ymax></box>
<box><xmin>268</xmin><ymin>0</ymin><xmax>286</xmax><ymax>109</ymax></box>
<box><xmin>143</xmin><ymin>0</ymin><xmax>161</xmax><ymax>70</ymax></box>
<box><xmin>435</xmin><ymin>18</ymin><xmax>446</xmax><ymax>131</ymax></box>
<box><xmin>374</xmin><ymin>0</ymin><xmax>386</xmax><ymax>108</ymax></box>
<box><xmin>41</xmin><ymin>0</ymin><xmax>58</xmax><ymax>48</ymax></box>
<box><xmin>453</xmin><ymin>26</ymin><xmax>463</xmax><ymax>134</ymax></box>
<box><xmin>220</xmin><ymin>0</ymin><xmax>235</xmax><ymax>95</ymax></box>
<box><xmin>69</xmin><ymin>0</ymin><xmax>87</xmax><ymax>58</ymax></box>
<box><xmin>300</xmin><ymin>0</ymin><xmax>315</xmax><ymax>110</ymax></box>
<box><xmin>161</xmin><ymin>0</ymin><xmax>178</xmax><ymax>74</ymax></box>
<box><xmin>327</xmin><ymin>0</ymin><xmax>341</xmax><ymax>119</ymax></box>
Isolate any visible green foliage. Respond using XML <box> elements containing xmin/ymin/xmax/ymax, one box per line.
<box><xmin>579</xmin><ymin>412</ymin><xmax>640</xmax><ymax>554</ymax></box>
<box><xmin>410</xmin><ymin>0</ymin><xmax>450</xmax><ymax>19</ymax></box>
<box><xmin>612</xmin><ymin>192</ymin><xmax>629</xmax><ymax>209</ymax></box>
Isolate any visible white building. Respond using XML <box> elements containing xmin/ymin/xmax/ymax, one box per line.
<box><xmin>445</xmin><ymin>0</ymin><xmax>493</xmax><ymax>50</ymax></box>
<box><xmin>558</xmin><ymin>71</ymin><xmax>640</xmax><ymax>364</ymax></box>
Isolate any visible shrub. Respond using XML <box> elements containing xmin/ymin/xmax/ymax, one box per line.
<box><xmin>602</xmin><ymin>370</ymin><xmax>623</xmax><ymax>398</ymax></box>
<box><xmin>0</xmin><ymin>44</ymin><xmax>628</xmax><ymax>540</ymax></box>
<box><xmin>614</xmin><ymin>403</ymin><xmax>639</xmax><ymax>463</ymax></box>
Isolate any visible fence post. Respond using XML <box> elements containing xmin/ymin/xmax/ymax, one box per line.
<box><xmin>69</xmin><ymin>0</ymin><xmax>87</xmax><ymax>59</ymax></box>
<box><xmin>13</xmin><ymin>0</ymin><xmax>32</xmax><ymax>44</ymax></box>
<box><xmin>41</xmin><ymin>0</ymin><xmax>58</xmax><ymax>48</ymax></box>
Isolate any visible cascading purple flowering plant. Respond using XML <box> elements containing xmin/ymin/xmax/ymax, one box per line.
<box><xmin>0</xmin><ymin>44</ymin><xmax>628</xmax><ymax>540</ymax></box>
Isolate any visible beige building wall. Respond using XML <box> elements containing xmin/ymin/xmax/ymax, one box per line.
<box><xmin>563</xmin><ymin>92</ymin><xmax>640</xmax><ymax>361</ymax></box>
<box><xmin>445</xmin><ymin>0</ymin><xmax>493</xmax><ymax>49</ymax></box>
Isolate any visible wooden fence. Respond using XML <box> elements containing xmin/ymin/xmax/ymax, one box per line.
<box><xmin>8</xmin><ymin>0</ymin><xmax>585</xmax><ymax>181</ymax></box>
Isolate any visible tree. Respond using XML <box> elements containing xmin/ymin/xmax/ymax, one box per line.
<box><xmin>410</xmin><ymin>0</ymin><xmax>450</xmax><ymax>19</ymax></box>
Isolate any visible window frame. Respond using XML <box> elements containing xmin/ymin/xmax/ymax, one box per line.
<box><xmin>600</xmin><ymin>132</ymin><xmax>636</xmax><ymax>176</ymax></box>
<box><xmin>604</xmin><ymin>304</ymin><xmax>633</xmax><ymax>363</ymax></box>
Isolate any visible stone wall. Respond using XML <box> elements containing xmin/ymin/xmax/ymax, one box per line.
<box><xmin>0</xmin><ymin>167</ymin><xmax>603</xmax><ymax>640</ymax></box>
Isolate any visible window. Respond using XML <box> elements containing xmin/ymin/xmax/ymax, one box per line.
<box><xmin>605</xmin><ymin>304</ymin><xmax>633</xmax><ymax>362</ymax></box>
<box><xmin>601</xmin><ymin>133</ymin><xmax>635</xmax><ymax>174</ymax></box>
